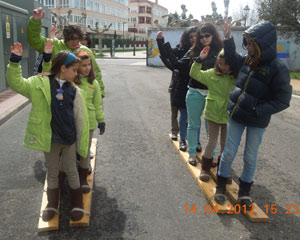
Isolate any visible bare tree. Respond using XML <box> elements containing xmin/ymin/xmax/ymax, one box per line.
<box><xmin>88</xmin><ymin>22</ymin><xmax>112</xmax><ymax>54</ymax></box>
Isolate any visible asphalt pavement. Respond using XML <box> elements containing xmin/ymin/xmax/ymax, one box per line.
<box><xmin>0</xmin><ymin>57</ymin><xmax>300</xmax><ymax>239</ymax></box>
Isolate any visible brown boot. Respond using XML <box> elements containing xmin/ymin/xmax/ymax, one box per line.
<box><xmin>78</xmin><ymin>167</ymin><xmax>90</xmax><ymax>193</ymax></box>
<box><xmin>42</xmin><ymin>188</ymin><xmax>59</xmax><ymax>221</ymax></box>
<box><xmin>70</xmin><ymin>187</ymin><xmax>85</xmax><ymax>221</ymax></box>
<box><xmin>199</xmin><ymin>156</ymin><xmax>212</xmax><ymax>182</ymax></box>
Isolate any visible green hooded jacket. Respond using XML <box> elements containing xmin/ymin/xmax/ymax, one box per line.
<box><xmin>27</xmin><ymin>17</ymin><xmax>105</xmax><ymax>97</ymax></box>
<box><xmin>6</xmin><ymin>62</ymin><xmax>90</xmax><ymax>158</ymax></box>
<box><xmin>77</xmin><ymin>77</ymin><xmax>104</xmax><ymax>130</ymax></box>
<box><xmin>190</xmin><ymin>62</ymin><xmax>235</xmax><ymax>124</ymax></box>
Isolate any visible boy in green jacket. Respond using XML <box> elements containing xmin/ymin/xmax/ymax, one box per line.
<box><xmin>27</xmin><ymin>7</ymin><xmax>105</xmax><ymax>98</ymax></box>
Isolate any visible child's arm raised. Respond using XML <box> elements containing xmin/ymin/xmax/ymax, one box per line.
<box><xmin>41</xmin><ymin>40</ymin><xmax>53</xmax><ymax>73</ymax></box>
<box><xmin>189</xmin><ymin>46</ymin><xmax>213</xmax><ymax>87</ymax></box>
<box><xmin>6</xmin><ymin>43</ymin><xmax>33</xmax><ymax>99</ymax></box>
<box><xmin>27</xmin><ymin>8</ymin><xmax>48</xmax><ymax>54</ymax></box>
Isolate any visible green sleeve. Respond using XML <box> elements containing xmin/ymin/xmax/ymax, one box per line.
<box><xmin>26</xmin><ymin>17</ymin><xmax>47</xmax><ymax>53</ymax></box>
<box><xmin>93</xmin><ymin>81</ymin><xmax>104</xmax><ymax>123</ymax></box>
<box><xmin>6</xmin><ymin>62</ymin><xmax>33</xmax><ymax>99</ymax></box>
<box><xmin>42</xmin><ymin>60</ymin><xmax>51</xmax><ymax>73</ymax></box>
<box><xmin>190</xmin><ymin>62</ymin><xmax>212</xmax><ymax>87</ymax></box>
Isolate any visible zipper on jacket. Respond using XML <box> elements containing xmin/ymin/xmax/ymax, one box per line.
<box><xmin>230</xmin><ymin>71</ymin><xmax>254</xmax><ymax>118</ymax></box>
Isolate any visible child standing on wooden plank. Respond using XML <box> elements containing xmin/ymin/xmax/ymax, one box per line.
<box><xmin>190</xmin><ymin>47</ymin><xmax>236</xmax><ymax>182</ymax></box>
<box><xmin>214</xmin><ymin>20</ymin><xmax>292</xmax><ymax>209</ymax></box>
<box><xmin>6</xmin><ymin>43</ymin><xmax>90</xmax><ymax>222</ymax></box>
<box><xmin>74</xmin><ymin>50</ymin><xmax>105</xmax><ymax>193</ymax></box>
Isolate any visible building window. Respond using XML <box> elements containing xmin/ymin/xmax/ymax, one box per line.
<box><xmin>146</xmin><ymin>7</ymin><xmax>151</xmax><ymax>14</ymax></box>
<box><xmin>60</xmin><ymin>0</ymin><xmax>69</xmax><ymax>8</ymax></box>
<box><xmin>139</xmin><ymin>6</ymin><xmax>145</xmax><ymax>13</ymax></box>
<box><xmin>94</xmin><ymin>2</ymin><xmax>99</xmax><ymax>12</ymax></box>
<box><xmin>71</xmin><ymin>0</ymin><xmax>81</xmax><ymax>9</ymax></box>
<box><xmin>87</xmin><ymin>17</ymin><xmax>93</xmax><ymax>27</ymax></box>
<box><xmin>99</xmin><ymin>4</ymin><xmax>105</xmax><ymax>13</ymax></box>
<box><xmin>138</xmin><ymin>17</ymin><xmax>145</xmax><ymax>24</ymax></box>
<box><xmin>44</xmin><ymin>0</ymin><xmax>56</xmax><ymax>8</ymax></box>
<box><xmin>86</xmin><ymin>0</ymin><xmax>93</xmax><ymax>11</ymax></box>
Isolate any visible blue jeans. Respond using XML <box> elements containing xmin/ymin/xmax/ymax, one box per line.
<box><xmin>186</xmin><ymin>89</ymin><xmax>206</xmax><ymax>157</ymax></box>
<box><xmin>218</xmin><ymin>118</ymin><xmax>266</xmax><ymax>183</ymax></box>
<box><xmin>179</xmin><ymin>108</ymin><xmax>187</xmax><ymax>142</ymax></box>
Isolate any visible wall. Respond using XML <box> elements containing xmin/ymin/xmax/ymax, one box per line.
<box><xmin>0</xmin><ymin>1</ymin><xmax>29</xmax><ymax>92</ymax></box>
<box><xmin>147</xmin><ymin>27</ymin><xmax>300</xmax><ymax>71</ymax></box>
<box><xmin>0</xmin><ymin>0</ymin><xmax>51</xmax><ymax>90</ymax></box>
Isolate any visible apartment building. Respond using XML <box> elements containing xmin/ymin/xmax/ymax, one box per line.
<box><xmin>128</xmin><ymin>0</ymin><xmax>168</xmax><ymax>40</ymax></box>
<box><xmin>36</xmin><ymin>0</ymin><xmax>129</xmax><ymax>39</ymax></box>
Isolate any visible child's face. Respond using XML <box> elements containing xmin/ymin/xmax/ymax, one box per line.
<box><xmin>78</xmin><ymin>58</ymin><xmax>91</xmax><ymax>76</ymax></box>
<box><xmin>218</xmin><ymin>57</ymin><xmax>231</xmax><ymax>74</ymax></box>
<box><xmin>61</xmin><ymin>63</ymin><xmax>79</xmax><ymax>82</ymax></box>
<box><xmin>189</xmin><ymin>32</ymin><xmax>196</xmax><ymax>46</ymax></box>
<box><xmin>66</xmin><ymin>34</ymin><xmax>80</xmax><ymax>50</ymax></box>
<box><xmin>243</xmin><ymin>37</ymin><xmax>256</xmax><ymax>57</ymax></box>
<box><xmin>199</xmin><ymin>32</ymin><xmax>212</xmax><ymax>46</ymax></box>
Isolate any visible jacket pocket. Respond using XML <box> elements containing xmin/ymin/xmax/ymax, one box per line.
<box><xmin>27</xmin><ymin>115</ymin><xmax>42</xmax><ymax>137</ymax></box>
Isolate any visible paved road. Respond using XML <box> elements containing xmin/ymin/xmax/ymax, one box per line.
<box><xmin>0</xmin><ymin>59</ymin><xmax>300</xmax><ymax>239</ymax></box>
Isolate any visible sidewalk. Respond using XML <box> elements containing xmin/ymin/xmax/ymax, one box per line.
<box><xmin>101</xmin><ymin>50</ymin><xmax>146</xmax><ymax>59</ymax></box>
<box><xmin>0</xmin><ymin>78</ymin><xmax>299</xmax><ymax>127</ymax></box>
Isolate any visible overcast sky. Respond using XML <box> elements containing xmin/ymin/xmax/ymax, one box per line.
<box><xmin>155</xmin><ymin>0</ymin><xmax>256</xmax><ymax>20</ymax></box>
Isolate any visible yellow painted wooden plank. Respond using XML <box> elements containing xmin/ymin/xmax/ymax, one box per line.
<box><xmin>169</xmin><ymin>134</ymin><xmax>233</xmax><ymax>214</ymax></box>
<box><xmin>70</xmin><ymin>138</ymin><xmax>97</xmax><ymax>227</ymax></box>
<box><xmin>38</xmin><ymin>175</ymin><xmax>59</xmax><ymax>232</ymax></box>
<box><xmin>209</xmin><ymin>166</ymin><xmax>269</xmax><ymax>222</ymax></box>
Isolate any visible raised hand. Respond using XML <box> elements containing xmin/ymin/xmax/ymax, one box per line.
<box><xmin>200</xmin><ymin>46</ymin><xmax>210</xmax><ymax>60</ymax></box>
<box><xmin>32</xmin><ymin>7</ymin><xmax>45</xmax><ymax>21</ymax></box>
<box><xmin>44</xmin><ymin>40</ymin><xmax>53</xmax><ymax>54</ymax></box>
<box><xmin>223</xmin><ymin>18</ymin><xmax>232</xmax><ymax>39</ymax></box>
<box><xmin>49</xmin><ymin>26</ymin><xmax>57</xmax><ymax>39</ymax></box>
<box><xmin>10</xmin><ymin>42</ymin><xmax>23</xmax><ymax>56</ymax></box>
<box><xmin>157</xmin><ymin>31</ymin><xmax>163</xmax><ymax>39</ymax></box>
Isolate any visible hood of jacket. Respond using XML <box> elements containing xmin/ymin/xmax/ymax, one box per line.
<box><xmin>244</xmin><ymin>21</ymin><xmax>277</xmax><ymax>64</ymax></box>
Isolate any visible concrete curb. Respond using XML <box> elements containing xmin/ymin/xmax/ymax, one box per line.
<box><xmin>0</xmin><ymin>98</ymin><xmax>30</xmax><ymax>126</ymax></box>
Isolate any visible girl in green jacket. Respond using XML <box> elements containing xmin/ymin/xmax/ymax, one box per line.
<box><xmin>190</xmin><ymin>47</ymin><xmax>236</xmax><ymax>182</ymax></box>
<box><xmin>7</xmin><ymin>43</ymin><xmax>90</xmax><ymax>222</ymax></box>
<box><xmin>74</xmin><ymin>50</ymin><xmax>105</xmax><ymax>193</ymax></box>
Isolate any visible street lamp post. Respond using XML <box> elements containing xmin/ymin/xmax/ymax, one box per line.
<box><xmin>243</xmin><ymin>5</ymin><xmax>250</xmax><ymax>27</ymax></box>
<box><xmin>123</xmin><ymin>22</ymin><xmax>127</xmax><ymax>52</ymax></box>
<box><xmin>133</xmin><ymin>23</ymin><xmax>136</xmax><ymax>56</ymax></box>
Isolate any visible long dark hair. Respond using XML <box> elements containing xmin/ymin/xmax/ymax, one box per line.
<box><xmin>49</xmin><ymin>50</ymin><xmax>80</xmax><ymax>77</ymax></box>
<box><xmin>179</xmin><ymin>26</ymin><xmax>197</xmax><ymax>49</ymax></box>
<box><xmin>190</xmin><ymin>22</ymin><xmax>223</xmax><ymax>60</ymax></box>
<box><xmin>74</xmin><ymin>52</ymin><xmax>95</xmax><ymax>85</ymax></box>
<box><xmin>243</xmin><ymin>34</ymin><xmax>260</xmax><ymax>70</ymax></box>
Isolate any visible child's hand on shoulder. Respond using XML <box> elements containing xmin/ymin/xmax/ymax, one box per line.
<box><xmin>200</xmin><ymin>46</ymin><xmax>210</xmax><ymax>60</ymax></box>
<box><xmin>44</xmin><ymin>40</ymin><xmax>53</xmax><ymax>54</ymax></box>
<box><xmin>10</xmin><ymin>42</ymin><xmax>23</xmax><ymax>56</ymax></box>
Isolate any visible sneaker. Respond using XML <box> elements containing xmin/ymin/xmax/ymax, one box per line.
<box><xmin>196</xmin><ymin>142</ymin><xmax>202</xmax><ymax>153</ymax></box>
<box><xmin>179</xmin><ymin>140</ymin><xmax>187</xmax><ymax>152</ymax></box>
<box><xmin>171</xmin><ymin>133</ymin><xmax>178</xmax><ymax>141</ymax></box>
<box><xmin>188</xmin><ymin>156</ymin><xmax>197</xmax><ymax>166</ymax></box>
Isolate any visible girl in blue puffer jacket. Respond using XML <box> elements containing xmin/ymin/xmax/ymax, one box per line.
<box><xmin>214</xmin><ymin>20</ymin><xmax>292</xmax><ymax>210</ymax></box>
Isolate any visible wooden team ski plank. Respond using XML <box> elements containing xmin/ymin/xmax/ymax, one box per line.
<box><xmin>169</xmin><ymin>135</ymin><xmax>232</xmax><ymax>213</ymax></box>
<box><xmin>209</xmin><ymin>166</ymin><xmax>269</xmax><ymax>222</ymax></box>
<box><xmin>38</xmin><ymin>175</ymin><xmax>59</xmax><ymax>232</ymax></box>
<box><xmin>70</xmin><ymin>138</ymin><xmax>97</xmax><ymax>227</ymax></box>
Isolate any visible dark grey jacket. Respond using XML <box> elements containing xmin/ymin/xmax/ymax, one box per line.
<box><xmin>225</xmin><ymin>21</ymin><xmax>292</xmax><ymax>128</ymax></box>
